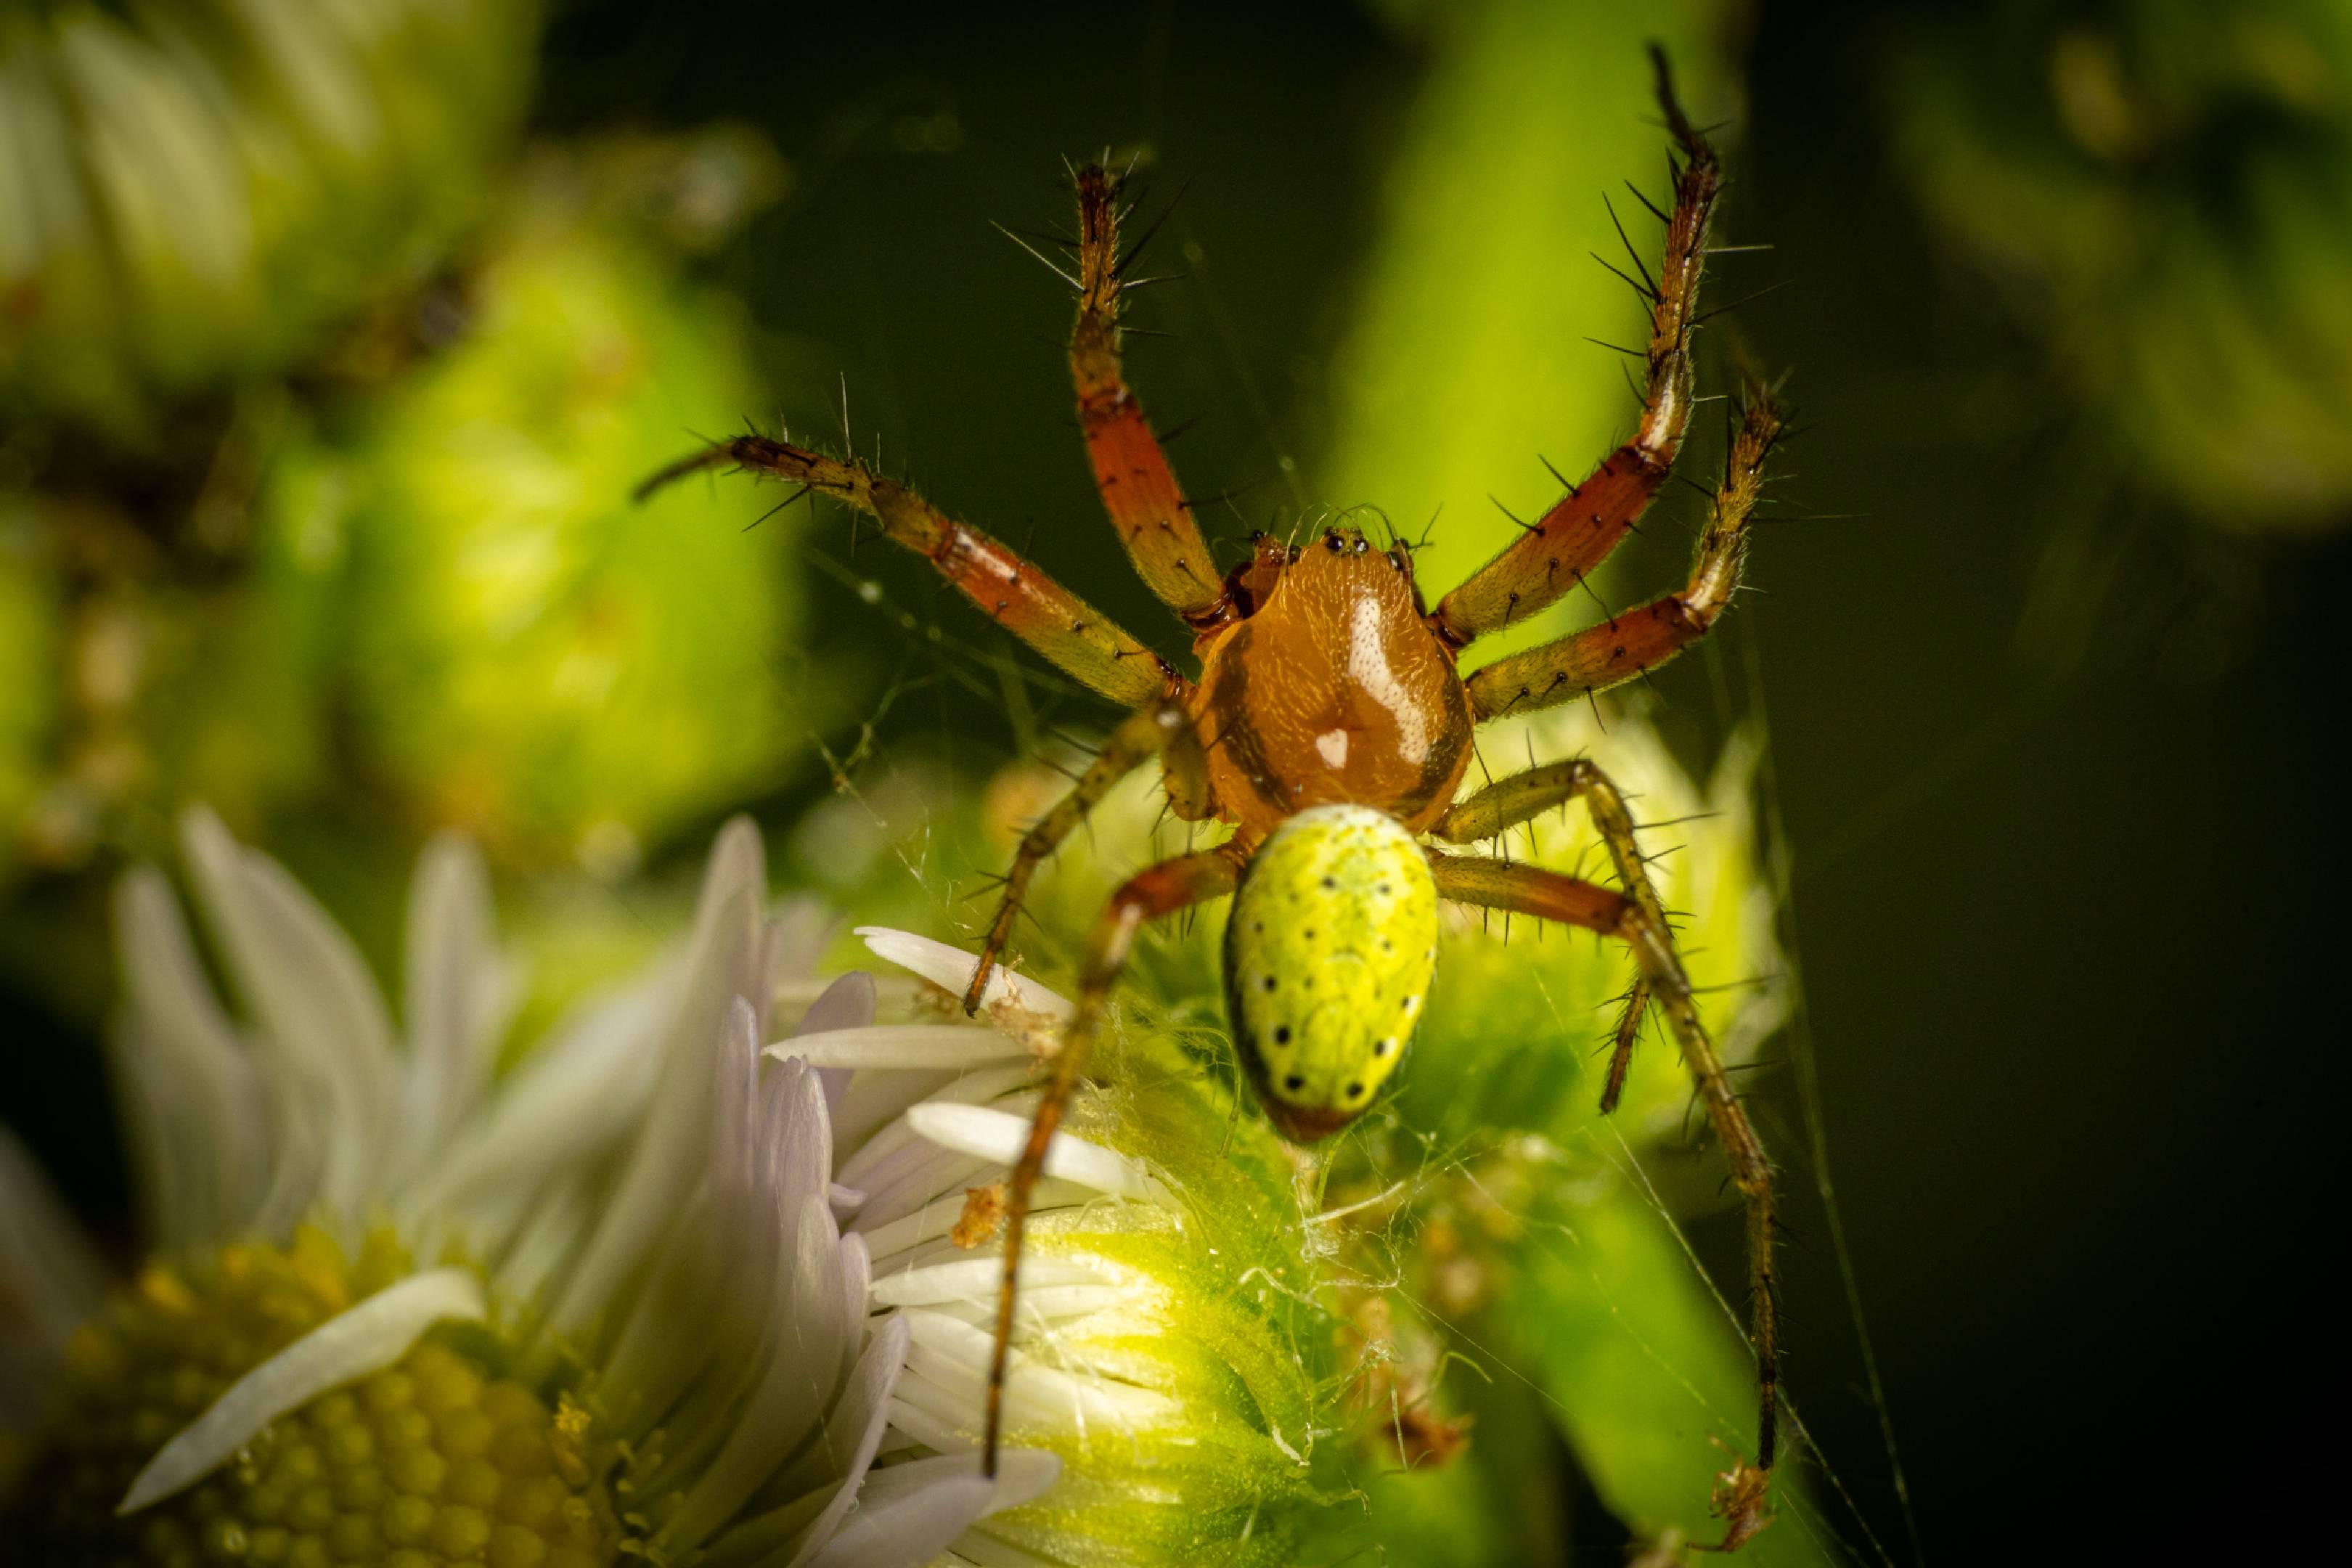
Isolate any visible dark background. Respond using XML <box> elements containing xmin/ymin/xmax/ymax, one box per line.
<box><xmin>15</xmin><ymin>0</ymin><xmax>2347</xmax><ymax>1559</ymax></box>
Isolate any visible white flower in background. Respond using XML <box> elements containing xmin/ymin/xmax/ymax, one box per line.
<box><xmin>0</xmin><ymin>812</ymin><xmax>1058</xmax><ymax>1565</ymax></box>
<box><xmin>0</xmin><ymin>811</ymin><xmax>1333</xmax><ymax>1565</ymax></box>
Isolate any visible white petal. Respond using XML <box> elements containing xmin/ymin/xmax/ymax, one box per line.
<box><xmin>868</xmin><ymin>1252</ymin><xmax>1130</xmax><ymax>1327</ymax></box>
<box><xmin>900</xmin><ymin>1309</ymin><xmax>1175</xmax><ymax>1434</ymax></box>
<box><xmin>0</xmin><ymin>1128</ymin><xmax>109</xmax><ymax>1347</ymax></box>
<box><xmin>884</xmin><ymin>1395</ymin><xmax>972</xmax><ymax>1458</ymax></box>
<box><xmin>869</xmin><ymin>1257</ymin><xmax>1106</xmax><ymax>1310</ymax></box>
<box><xmin>889</xmin><ymin>1286</ymin><xmax>1130</xmax><ymax>1333</ymax></box>
<box><xmin>833</xmin><ymin>1066</ymin><xmax>1037</xmax><ymax>1194</ymax></box>
<box><xmin>553</xmin><ymin>817</ymin><xmax>767</xmax><ymax>1333</ymax></box>
<box><xmin>706</xmin><ymin>999</ymin><xmax>769</xmax><ymax>1265</ymax></box>
<box><xmin>404</xmin><ymin>976</ymin><xmax>668</xmax><ymax>1229</ymax></box>
<box><xmin>397</xmin><ymin>834</ymin><xmax>515</xmax><ymax>1177</ymax></box>
<box><xmin>663</xmin><ymin>1193</ymin><xmax>847</xmax><ymax>1551</ymax></box>
<box><xmin>834</xmin><ymin>1233</ymin><xmax>870</xmax><ymax>1395</ymax></box>
<box><xmin>486</xmin><ymin>1178</ymin><xmax>593</xmax><ymax>1307</ymax></box>
<box><xmin>775</xmin><ymin>1024</ymin><xmax>1029</xmax><ymax>1071</ymax></box>
<box><xmin>785</xmin><ymin>971</ymin><xmax>874</xmax><ymax>1127</ymax></box>
<box><xmin>842</xmin><ymin>1149</ymin><xmax>995</xmax><ymax>1238</ymax></box>
<box><xmin>763</xmin><ymin>898</ymin><xmax>837</xmax><ymax>1005</ymax></box>
<box><xmin>804</xmin><ymin>1450</ymin><xmax>1058</xmax><ymax>1568</ymax></box>
<box><xmin>904</xmin><ymin>1103</ymin><xmax>1167</xmax><ymax>1204</ymax></box>
<box><xmin>783</xmin><ymin>1311</ymin><xmax>910</xmax><ymax>1567</ymax></box>
<box><xmin>851</xmin><ymin>1178</ymin><xmax>1095</xmax><ymax>1270</ymax></box>
<box><xmin>594</xmin><ymin>1200</ymin><xmax>718</xmax><ymax>1438</ymax></box>
<box><xmin>829</xmin><ymin>1061</ymin><xmax>1031</xmax><ymax>1171</ymax></box>
<box><xmin>856</xmin><ymin>926</ymin><xmax>1067</xmax><ymax>1034</ymax></box>
<box><xmin>118</xmin><ymin>1268</ymin><xmax>486</xmax><ymax>1514</ymax></box>
<box><xmin>181</xmin><ymin>808</ymin><xmax>397</xmax><ymax>1216</ymax></box>
<box><xmin>767</xmin><ymin>1058</ymin><xmax>836</xmax><ymax>1252</ymax></box>
<box><xmin>789</xmin><ymin>971</ymin><xmax>878</xmax><ymax>1036</ymax></box>
<box><xmin>111</xmin><ymin>865</ymin><xmax>272</xmax><ymax>1248</ymax></box>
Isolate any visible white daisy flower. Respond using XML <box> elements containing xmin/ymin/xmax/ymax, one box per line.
<box><xmin>0</xmin><ymin>812</ymin><xmax>1058</xmax><ymax>1564</ymax></box>
<box><xmin>0</xmin><ymin>809</ymin><xmax>1335</xmax><ymax>1565</ymax></box>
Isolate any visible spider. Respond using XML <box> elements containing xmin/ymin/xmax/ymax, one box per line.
<box><xmin>644</xmin><ymin>48</ymin><xmax>1787</xmax><ymax>1552</ymax></box>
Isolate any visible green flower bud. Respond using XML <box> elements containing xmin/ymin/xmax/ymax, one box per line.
<box><xmin>829</xmin><ymin>930</ymin><xmax>1347</xmax><ymax>1566</ymax></box>
<box><xmin>0</xmin><ymin>143</ymin><xmax>801</xmax><ymax>1018</ymax></box>
<box><xmin>0</xmin><ymin>0</ymin><xmax>540</xmax><ymax>429</ymax></box>
<box><xmin>335</xmin><ymin>196</ymin><xmax>816</xmax><ymax>872</ymax></box>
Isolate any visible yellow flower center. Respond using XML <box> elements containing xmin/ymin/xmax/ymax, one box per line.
<box><xmin>7</xmin><ymin>1228</ymin><xmax>622</xmax><ymax>1567</ymax></box>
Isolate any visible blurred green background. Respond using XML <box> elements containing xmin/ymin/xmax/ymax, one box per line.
<box><xmin>6</xmin><ymin>0</ymin><xmax>2348</xmax><ymax>1561</ymax></box>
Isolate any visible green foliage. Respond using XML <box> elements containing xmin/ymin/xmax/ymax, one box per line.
<box><xmin>1297</xmin><ymin>1369</ymin><xmax>1572</xmax><ymax>1567</ymax></box>
<box><xmin>0</xmin><ymin>0</ymin><xmax>541</xmax><ymax>432</ymax></box>
<box><xmin>1501</xmin><ymin>1175</ymin><xmax>1838</xmax><ymax>1564</ymax></box>
<box><xmin>0</xmin><ymin>414</ymin><xmax>345</xmax><ymax>903</ymax></box>
<box><xmin>0</xmin><ymin>155</ymin><xmax>813</xmax><ymax>1029</ymax></box>
<box><xmin>336</xmin><ymin>200</ymin><xmax>817</xmax><ymax>869</ymax></box>
<box><xmin>0</xmin><ymin>505</ymin><xmax>59</xmax><ymax>881</ymax></box>
<box><xmin>1890</xmin><ymin>0</ymin><xmax>2352</xmax><ymax>529</ymax></box>
<box><xmin>1396</xmin><ymin>716</ymin><xmax>1782</xmax><ymax>1151</ymax></box>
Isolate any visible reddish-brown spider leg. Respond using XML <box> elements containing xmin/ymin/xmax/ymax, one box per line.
<box><xmin>1430</xmin><ymin>757</ymin><xmax>1778</xmax><ymax>1551</ymax></box>
<box><xmin>1604</xmin><ymin>977</ymin><xmax>1654</xmax><ymax>1116</ymax></box>
<box><xmin>960</xmin><ymin>698</ymin><xmax>1188</xmax><ymax>1013</ymax></box>
<box><xmin>1464</xmin><ymin>377</ymin><xmax>1786</xmax><ymax>720</ymax></box>
<box><xmin>638</xmin><ymin>436</ymin><xmax>1180</xmax><ymax>711</ymax></box>
<box><xmin>1429</xmin><ymin>47</ymin><xmax>1723</xmax><ymax>648</ymax></box>
<box><xmin>984</xmin><ymin>844</ymin><xmax>1246</xmax><ymax>1474</ymax></box>
<box><xmin>1069</xmin><ymin>164</ymin><xmax>1232</xmax><ymax>627</ymax></box>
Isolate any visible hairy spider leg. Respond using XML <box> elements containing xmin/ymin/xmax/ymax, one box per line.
<box><xmin>1063</xmin><ymin>160</ymin><xmax>1232</xmax><ymax>625</ymax></box>
<box><xmin>961</xmin><ymin>701</ymin><xmax>1190</xmax><ymax>1013</ymax></box>
<box><xmin>637</xmin><ymin>436</ymin><xmax>1180</xmax><ymax>710</ymax></box>
<box><xmin>1431</xmin><ymin>757</ymin><xmax>1778</xmax><ymax>1550</ymax></box>
<box><xmin>1604</xmin><ymin>976</ymin><xmax>1654</xmax><ymax>1116</ymax></box>
<box><xmin>1070</xmin><ymin>163</ymin><xmax>1232</xmax><ymax>626</ymax></box>
<box><xmin>1429</xmin><ymin>46</ymin><xmax>1723</xmax><ymax>649</ymax></box>
<box><xmin>1465</xmin><ymin>380</ymin><xmax>1785</xmax><ymax>721</ymax></box>
<box><xmin>984</xmin><ymin>844</ymin><xmax>1246</xmax><ymax>1474</ymax></box>
<box><xmin>1421</xmin><ymin>852</ymin><xmax>1635</xmax><ymax>929</ymax></box>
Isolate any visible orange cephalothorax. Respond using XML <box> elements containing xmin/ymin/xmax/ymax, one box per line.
<box><xmin>1187</xmin><ymin>527</ymin><xmax>1474</xmax><ymax>837</ymax></box>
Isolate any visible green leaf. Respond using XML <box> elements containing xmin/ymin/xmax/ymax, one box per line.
<box><xmin>1500</xmin><ymin>1175</ymin><xmax>1848</xmax><ymax>1564</ymax></box>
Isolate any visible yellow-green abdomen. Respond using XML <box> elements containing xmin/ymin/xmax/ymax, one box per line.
<box><xmin>1223</xmin><ymin>804</ymin><xmax>1440</xmax><ymax>1140</ymax></box>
